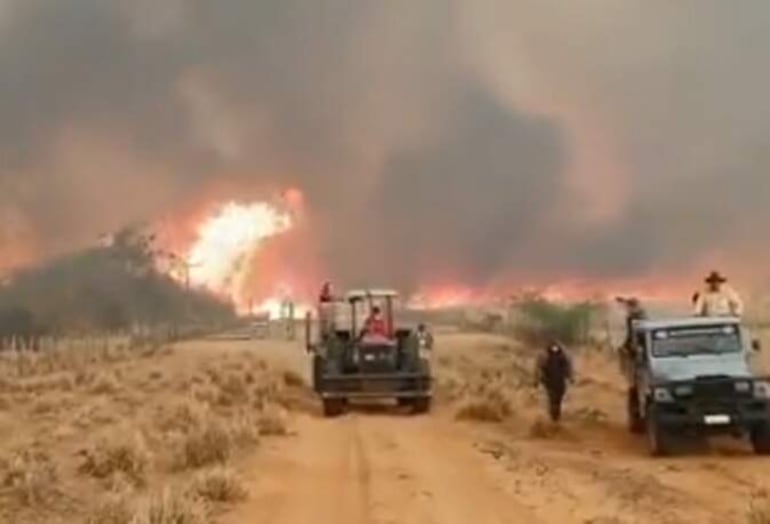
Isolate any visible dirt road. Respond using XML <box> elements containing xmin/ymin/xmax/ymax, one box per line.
<box><xmin>223</xmin><ymin>333</ymin><xmax>770</xmax><ymax>524</ymax></box>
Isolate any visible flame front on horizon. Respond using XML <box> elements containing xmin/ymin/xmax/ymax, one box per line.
<box><xmin>186</xmin><ymin>201</ymin><xmax>292</xmax><ymax>308</ymax></box>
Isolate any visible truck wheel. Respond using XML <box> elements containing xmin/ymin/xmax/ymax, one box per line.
<box><xmin>646</xmin><ymin>405</ymin><xmax>670</xmax><ymax>456</ymax></box>
<box><xmin>411</xmin><ymin>397</ymin><xmax>431</xmax><ymax>414</ymax></box>
<box><xmin>322</xmin><ymin>398</ymin><xmax>345</xmax><ymax>417</ymax></box>
<box><xmin>751</xmin><ymin>424</ymin><xmax>770</xmax><ymax>455</ymax></box>
<box><xmin>627</xmin><ymin>387</ymin><xmax>644</xmax><ymax>434</ymax></box>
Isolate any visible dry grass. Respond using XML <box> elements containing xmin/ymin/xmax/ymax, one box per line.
<box><xmin>156</xmin><ymin>401</ymin><xmax>207</xmax><ymax>434</ymax></box>
<box><xmin>282</xmin><ymin>370</ymin><xmax>305</xmax><ymax>388</ymax></box>
<box><xmin>174</xmin><ymin>419</ymin><xmax>233</xmax><ymax>470</ymax></box>
<box><xmin>256</xmin><ymin>406</ymin><xmax>289</xmax><ymax>436</ymax></box>
<box><xmin>748</xmin><ymin>494</ymin><xmax>770</xmax><ymax>524</ymax></box>
<box><xmin>0</xmin><ymin>448</ymin><xmax>58</xmax><ymax>506</ymax></box>
<box><xmin>128</xmin><ymin>488</ymin><xmax>208</xmax><ymax>524</ymax></box>
<box><xmin>455</xmin><ymin>386</ymin><xmax>513</xmax><ymax>423</ymax></box>
<box><xmin>191</xmin><ymin>467</ymin><xmax>248</xmax><ymax>503</ymax></box>
<box><xmin>0</xmin><ymin>339</ymin><xmax>296</xmax><ymax>523</ymax></box>
<box><xmin>93</xmin><ymin>487</ymin><xmax>186</xmax><ymax>523</ymax></box>
<box><xmin>78</xmin><ymin>430</ymin><xmax>151</xmax><ymax>487</ymax></box>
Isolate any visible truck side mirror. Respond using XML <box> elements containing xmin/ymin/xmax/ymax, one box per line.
<box><xmin>752</xmin><ymin>339</ymin><xmax>762</xmax><ymax>352</ymax></box>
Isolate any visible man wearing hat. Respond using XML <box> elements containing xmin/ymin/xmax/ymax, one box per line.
<box><xmin>694</xmin><ymin>271</ymin><xmax>744</xmax><ymax>317</ymax></box>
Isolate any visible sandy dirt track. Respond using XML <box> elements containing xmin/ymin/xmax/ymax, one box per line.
<box><xmin>222</xmin><ymin>333</ymin><xmax>770</xmax><ymax>524</ymax></box>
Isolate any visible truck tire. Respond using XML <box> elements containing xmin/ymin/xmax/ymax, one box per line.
<box><xmin>322</xmin><ymin>398</ymin><xmax>345</xmax><ymax>417</ymax></box>
<box><xmin>646</xmin><ymin>405</ymin><xmax>670</xmax><ymax>456</ymax></box>
<box><xmin>627</xmin><ymin>387</ymin><xmax>644</xmax><ymax>434</ymax></box>
<box><xmin>411</xmin><ymin>396</ymin><xmax>431</xmax><ymax>414</ymax></box>
<box><xmin>750</xmin><ymin>424</ymin><xmax>770</xmax><ymax>455</ymax></box>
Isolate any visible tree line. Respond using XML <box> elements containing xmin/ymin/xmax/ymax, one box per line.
<box><xmin>0</xmin><ymin>228</ymin><xmax>235</xmax><ymax>348</ymax></box>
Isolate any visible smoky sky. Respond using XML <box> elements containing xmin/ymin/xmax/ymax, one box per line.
<box><xmin>1</xmin><ymin>0</ymin><xmax>769</xmax><ymax>287</ymax></box>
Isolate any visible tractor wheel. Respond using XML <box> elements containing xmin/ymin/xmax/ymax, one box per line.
<box><xmin>397</xmin><ymin>397</ymin><xmax>412</xmax><ymax>408</ymax></box>
<box><xmin>312</xmin><ymin>355</ymin><xmax>324</xmax><ymax>392</ymax></box>
<box><xmin>322</xmin><ymin>398</ymin><xmax>345</xmax><ymax>418</ymax></box>
<box><xmin>411</xmin><ymin>397</ymin><xmax>431</xmax><ymax>414</ymax></box>
<box><xmin>751</xmin><ymin>423</ymin><xmax>770</xmax><ymax>455</ymax></box>
<box><xmin>627</xmin><ymin>387</ymin><xmax>644</xmax><ymax>434</ymax></box>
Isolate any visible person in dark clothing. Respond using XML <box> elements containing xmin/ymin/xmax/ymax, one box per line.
<box><xmin>535</xmin><ymin>341</ymin><xmax>574</xmax><ymax>422</ymax></box>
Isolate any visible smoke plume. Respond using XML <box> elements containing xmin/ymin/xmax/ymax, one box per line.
<box><xmin>1</xmin><ymin>0</ymin><xmax>769</xmax><ymax>290</ymax></box>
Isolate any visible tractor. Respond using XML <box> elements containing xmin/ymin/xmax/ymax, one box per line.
<box><xmin>305</xmin><ymin>289</ymin><xmax>432</xmax><ymax>417</ymax></box>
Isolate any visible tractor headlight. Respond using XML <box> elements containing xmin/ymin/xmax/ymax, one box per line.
<box><xmin>735</xmin><ymin>380</ymin><xmax>752</xmax><ymax>394</ymax></box>
<box><xmin>653</xmin><ymin>387</ymin><xmax>674</xmax><ymax>402</ymax></box>
<box><xmin>753</xmin><ymin>381</ymin><xmax>770</xmax><ymax>399</ymax></box>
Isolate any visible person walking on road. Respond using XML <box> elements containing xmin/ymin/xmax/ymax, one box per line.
<box><xmin>535</xmin><ymin>340</ymin><xmax>574</xmax><ymax>423</ymax></box>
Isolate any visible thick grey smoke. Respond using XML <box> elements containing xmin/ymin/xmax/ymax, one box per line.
<box><xmin>1</xmin><ymin>0</ymin><xmax>769</xmax><ymax>287</ymax></box>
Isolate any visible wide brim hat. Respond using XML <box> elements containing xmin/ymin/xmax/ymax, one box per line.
<box><xmin>705</xmin><ymin>271</ymin><xmax>727</xmax><ymax>283</ymax></box>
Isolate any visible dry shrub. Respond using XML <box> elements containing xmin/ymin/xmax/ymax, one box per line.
<box><xmin>175</xmin><ymin>419</ymin><xmax>232</xmax><ymax>470</ymax></box>
<box><xmin>456</xmin><ymin>388</ymin><xmax>513</xmax><ymax>423</ymax></box>
<box><xmin>748</xmin><ymin>494</ymin><xmax>770</xmax><ymax>524</ymax></box>
<box><xmin>90</xmin><ymin>372</ymin><xmax>120</xmax><ymax>395</ymax></box>
<box><xmin>31</xmin><ymin>397</ymin><xmax>57</xmax><ymax>415</ymax></box>
<box><xmin>191</xmin><ymin>467</ymin><xmax>248</xmax><ymax>503</ymax></box>
<box><xmin>156</xmin><ymin>401</ymin><xmax>206</xmax><ymax>434</ymax></box>
<box><xmin>228</xmin><ymin>414</ymin><xmax>260</xmax><ymax>447</ymax></box>
<box><xmin>87</xmin><ymin>493</ymin><xmax>134</xmax><ymax>524</ymax></box>
<box><xmin>192</xmin><ymin>385</ymin><xmax>218</xmax><ymax>406</ymax></box>
<box><xmin>256</xmin><ymin>407</ymin><xmax>288</xmax><ymax>437</ymax></box>
<box><xmin>0</xmin><ymin>448</ymin><xmax>58</xmax><ymax>505</ymax></box>
<box><xmin>216</xmin><ymin>374</ymin><xmax>249</xmax><ymax>406</ymax></box>
<box><xmin>79</xmin><ymin>431</ymin><xmax>151</xmax><ymax>487</ymax></box>
<box><xmin>130</xmin><ymin>487</ymin><xmax>207</xmax><ymax>524</ymax></box>
<box><xmin>282</xmin><ymin>370</ymin><xmax>305</xmax><ymax>388</ymax></box>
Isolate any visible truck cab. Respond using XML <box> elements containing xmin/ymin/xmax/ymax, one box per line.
<box><xmin>625</xmin><ymin>316</ymin><xmax>770</xmax><ymax>455</ymax></box>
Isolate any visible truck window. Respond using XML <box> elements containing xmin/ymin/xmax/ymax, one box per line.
<box><xmin>651</xmin><ymin>325</ymin><xmax>742</xmax><ymax>358</ymax></box>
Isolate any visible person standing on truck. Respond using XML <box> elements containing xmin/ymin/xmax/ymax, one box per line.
<box><xmin>693</xmin><ymin>271</ymin><xmax>744</xmax><ymax>317</ymax></box>
<box><xmin>535</xmin><ymin>340</ymin><xmax>574</xmax><ymax>422</ymax></box>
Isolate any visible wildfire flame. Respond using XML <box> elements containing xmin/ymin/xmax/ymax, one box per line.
<box><xmin>185</xmin><ymin>201</ymin><xmax>292</xmax><ymax>310</ymax></box>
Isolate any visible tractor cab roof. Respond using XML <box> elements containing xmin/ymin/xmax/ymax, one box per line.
<box><xmin>345</xmin><ymin>289</ymin><xmax>399</xmax><ymax>302</ymax></box>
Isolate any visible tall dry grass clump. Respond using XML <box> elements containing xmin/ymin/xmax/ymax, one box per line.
<box><xmin>0</xmin><ymin>448</ymin><xmax>58</xmax><ymax>506</ymax></box>
<box><xmin>78</xmin><ymin>430</ymin><xmax>151</xmax><ymax>487</ymax></box>
<box><xmin>748</xmin><ymin>493</ymin><xmax>770</xmax><ymax>524</ymax></box>
<box><xmin>191</xmin><ymin>467</ymin><xmax>248</xmax><ymax>503</ymax></box>
<box><xmin>130</xmin><ymin>487</ymin><xmax>208</xmax><ymax>524</ymax></box>
<box><xmin>175</xmin><ymin>418</ymin><xmax>233</xmax><ymax>470</ymax></box>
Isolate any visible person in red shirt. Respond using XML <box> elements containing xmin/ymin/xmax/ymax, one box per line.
<box><xmin>363</xmin><ymin>306</ymin><xmax>388</xmax><ymax>337</ymax></box>
<box><xmin>319</xmin><ymin>281</ymin><xmax>334</xmax><ymax>303</ymax></box>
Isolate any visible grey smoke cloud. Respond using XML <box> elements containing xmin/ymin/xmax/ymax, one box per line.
<box><xmin>0</xmin><ymin>0</ymin><xmax>768</xmax><ymax>287</ymax></box>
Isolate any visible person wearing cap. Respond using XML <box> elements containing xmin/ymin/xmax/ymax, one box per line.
<box><xmin>693</xmin><ymin>271</ymin><xmax>744</xmax><ymax>317</ymax></box>
<box><xmin>535</xmin><ymin>340</ymin><xmax>574</xmax><ymax>422</ymax></box>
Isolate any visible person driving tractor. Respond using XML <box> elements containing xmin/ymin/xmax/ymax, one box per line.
<box><xmin>363</xmin><ymin>305</ymin><xmax>388</xmax><ymax>337</ymax></box>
